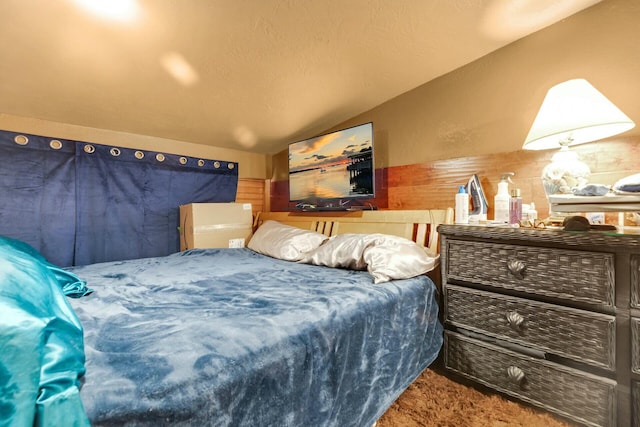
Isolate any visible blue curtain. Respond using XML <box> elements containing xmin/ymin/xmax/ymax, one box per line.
<box><xmin>0</xmin><ymin>134</ymin><xmax>77</xmax><ymax>266</ymax></box>
<box><xmin>0</xmin><ymin>131</ymin><xmax>238</xmax><ymax>266</ymax></box>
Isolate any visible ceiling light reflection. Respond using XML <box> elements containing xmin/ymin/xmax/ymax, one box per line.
<box><xmin>480</xmin><ymin>0</ymin><xmax>601</xmax><ymax>40</ymax></box>
<box><xmin>72</xmin><ymin>0</ymin><xmax>140</xmax><ymax>22</ymax></box>
<box><xmin>160</xmin><ymin>52</ymin><xmax>200</xmax><ymax>87</ymax></box>
<box><xmin>233</xmin><ymin>126</ymin><xmax>258</xmax><ymax>149</ymax></box>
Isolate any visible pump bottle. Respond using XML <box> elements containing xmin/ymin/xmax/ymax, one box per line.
<box><xmin>509</xmin><ymin>189</ymin><xmax>522</xmax><ymax>225</ymax></box>
<box><xmin>527</xmin><ymin>202</ymin><xmax>538</xmax><ymax>222</ymax></box>
<box><xmin>494</xmin><ymin>173</ymin><xmax>514</xmax><ymax>223</ymax></box>
<box><xmin>455</xmin><ymin>185</ymin><xmax>469</xmax><ymax>224</ymax></box>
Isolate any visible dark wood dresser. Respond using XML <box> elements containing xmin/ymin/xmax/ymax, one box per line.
<box><xmin>438</xmin><ymin>224</ymin><xmax>640</xmax><ymax>427</ymax></box>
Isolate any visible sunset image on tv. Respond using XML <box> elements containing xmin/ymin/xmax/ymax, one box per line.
<box><xmin>288</xmin><ymin>122</ymin><xmax>374</xmax><ymax>202</ymax></box>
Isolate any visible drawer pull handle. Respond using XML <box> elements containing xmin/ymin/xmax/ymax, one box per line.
<box><xmin>507</xmin><ymin>366</ymin><xmax>525</xmax><ymax>384</ymax></box>
<box><xmin>507</xmin><ymin>260</ymin><xmax>526</xmax><ymax>279</ymax></box>
<box><xmin>506</xmin><ymin>311</ymin><xmax>525</xmax><ymax>328</ymax></box>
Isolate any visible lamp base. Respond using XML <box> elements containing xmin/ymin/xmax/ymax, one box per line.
<box><xmin>541</xmin><ymin>146</ymin><xmax>590</xmax><ymax>196</ymax></box>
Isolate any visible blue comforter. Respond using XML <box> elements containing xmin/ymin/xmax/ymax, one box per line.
<box><xmin>69</xmin><ymin>248</ymin><xmax>443</xmax><ymax>426</ymax></box>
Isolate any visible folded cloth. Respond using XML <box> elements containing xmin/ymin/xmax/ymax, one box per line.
<box><xmin>572</xmin><ymin>184</ymin><xmax>610</xmax><ymax>196</ymax></box>
<box><xmin>613</xmin><ymin>173</ymin><xmax>640</xmax><ymax>193</ymax></box>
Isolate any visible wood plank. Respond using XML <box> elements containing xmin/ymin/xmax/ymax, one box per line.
<box><xmin>236</xmin><ymin>178</ymin><xmax>266</xmax><ymax>217</ymax></box>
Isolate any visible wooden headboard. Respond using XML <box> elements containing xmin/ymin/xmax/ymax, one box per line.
<box><xmin>255</xmin><ymin>209</ymin><xmax>454</xmax><ymax>257</ymax></box>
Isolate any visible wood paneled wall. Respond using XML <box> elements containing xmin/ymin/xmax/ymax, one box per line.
<box><xmin>387</xmin><ymin>148</ymin><xmax>550</xmax><ymax>215</ymax></box>
<box><xmin>267</xmin><ymin>137</ymin><xmax>640</xmax><ymax>223</ymax></box>
<box><xmin>236</xmin><ymin>178</ymin><xmax>268</xmax><ymax>218</ymax></box>
<box><xmin>387</xmin><ymin>138</ymin><xmax>640</xmax><ymax>221</ymax></box>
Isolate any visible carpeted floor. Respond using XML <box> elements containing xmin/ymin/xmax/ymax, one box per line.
<box><xmin>377</xmin><ymin>366</ymin><xmax>580</xmax><ymax>427</ymax></box>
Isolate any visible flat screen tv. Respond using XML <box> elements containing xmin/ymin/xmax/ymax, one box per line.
<box><xmin>288</xmin><ymin>122</ymin><xmax>374</xmax><ymax>207</ymax></box>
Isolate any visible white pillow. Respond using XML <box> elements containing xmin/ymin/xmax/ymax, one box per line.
<box><xmin>301</xmin><ymin>233</ymin><xmax>438</xmax><ymax>284</ymax></box>
<box><xmin>300</xmin><ymin>233</ymin><xmax>371</xmax><ymax>271</ymax></box>
<box><xmin>364</xmin><ymin>234</ymin><xmax>438</xmax><ymax>284</ymax></box>
<box><xmin>248</xmin><ymin>220</ymin><xmax>329</xmax><ymax>261</ymax></box>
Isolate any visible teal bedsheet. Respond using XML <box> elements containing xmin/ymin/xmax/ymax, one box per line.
<box><xmin>0</xmin><ymin>236</ymin><xmax>91</xmax><ymax>427</ymax></box>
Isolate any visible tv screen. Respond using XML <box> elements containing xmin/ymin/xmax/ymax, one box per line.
<box><xmin>288</xmin><ymin>122</ymin><xmax>374</xmax><ymax>204</ymax></box>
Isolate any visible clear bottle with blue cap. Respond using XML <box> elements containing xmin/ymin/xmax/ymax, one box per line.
<box><xmin>455</xmin><ymin>185</ymin><xmax>469</xmax><ymax>224</ymax></box>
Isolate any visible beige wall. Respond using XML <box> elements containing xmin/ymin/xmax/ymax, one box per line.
<box><xmin>5</xmin><ymin>0</ymin><xmax>637</xmax><ymax>183</ymax></box>
<box><xmin>0</xmin><ymin>113</ymin><xmax>269</xmax><ymax>179</ymax></box>
<box><xmin>271</xmin><ymin>0</ymin><xmax>640</xmax><ymax>181</ymax></box>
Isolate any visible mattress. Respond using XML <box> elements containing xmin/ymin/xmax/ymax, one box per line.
<box><xmin>69</xmin><ymin>247</ymin><xmax>443</xmax><ymax>426</ymax></box>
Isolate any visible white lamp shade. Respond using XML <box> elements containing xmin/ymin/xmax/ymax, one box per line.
<box><xmin>523</xmin><ymin>79</ymin><xmax>635</xmax><ymax>150</ymax></box>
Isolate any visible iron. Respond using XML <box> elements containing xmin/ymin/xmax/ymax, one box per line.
<box><xmin>465</xmin><ymin>174</ymin><xmax>488</xmax><ymax>222</ymax></box>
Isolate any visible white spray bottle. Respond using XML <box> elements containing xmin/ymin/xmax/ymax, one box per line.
<box><xmin>494</xmin><ymin>173</ymin><xmax>514</xmax><ymax>223</ymax></box>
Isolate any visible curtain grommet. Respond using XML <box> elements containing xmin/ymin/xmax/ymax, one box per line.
<box><xmin>156</xmin><ymin>153</ymin><xmax>165</xmax><ymax>162</ymax></box>
<box><xmin>14</xmin><ymin>135</ymin><xmax>29</xmax><ymax>145</ymax></box>
<box><xmin>228</xmin><ymin>163</ymin><xmax>235</xmax><ymax>170</ymax></box>
<box><xmin>84</xmin><ymin>144</ymin><xmax>95</xmax><ymax>154</ymax></box>
<box><xmin>198</xmin><ymin>159</ymin><xmax>205</xmax><ymax>167</ymax></box>
<box><xmin>179</xmin><ymin>157</ymin><xmax>187</xmax><ymax>165</ymax></box>
<box><xmin>110</xmin><ymin>148</ymin><xmax>121</xmax><ymax>157</ymax></box>
<box><xmin>134</xmin><ymin>151</ymin><xmax>144</xmax><ymax>159</ymax></box>
<box><xmin>49</xmin><ymin>140</ymin><xmax>63</xmax><ymax>150</ymax></box>
<box><xmin>213</xmin><ymin>161</ymin><xmax>220</xmax><ymax>168</ymax></box>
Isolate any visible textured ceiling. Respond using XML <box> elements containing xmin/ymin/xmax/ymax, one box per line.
<box><xmin>0</xmin><ymin>0</ymin><xmax>600</xmax><ymax>154</ymax></box>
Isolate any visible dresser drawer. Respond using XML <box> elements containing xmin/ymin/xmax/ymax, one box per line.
<box><xmin>445</xmin><ymin>285</ymin><xmax>616</xmax><ymax>370</ymax></box>
<box><xmin>444</xmin><ymin>239</ymin><xmax>615</xmax><ymax>308</ymax></box>
<box><xmin>444</xmin><ymin>331</ymin><xmax>616</xmax><ymax>427</ymax></box>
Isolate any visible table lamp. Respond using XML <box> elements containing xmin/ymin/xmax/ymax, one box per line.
<box><xmin>522</xmin><ymin>78</ymin><xmax>635</xmax><ymax>196</ymax></box>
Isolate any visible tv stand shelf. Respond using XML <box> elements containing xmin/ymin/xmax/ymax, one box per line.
<box><xmin>548</xmin><ymin>193</ymin><xmax>640</xmax><ymax>212</ymax></box>
<box><xmin>298</xmin><ymin>206</ymin><xmax>378</xmax><ymax>212</ymax></box>
<box><xmin>300</xmin><ymin>206</ymin><xmax>350</xmax><ymax>212</ymax></box>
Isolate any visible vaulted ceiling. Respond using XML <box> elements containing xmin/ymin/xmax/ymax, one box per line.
<box><xmin>0</xmin><ymin>0</ymin><xmax>600</xmax><ymax>154</ymax></box>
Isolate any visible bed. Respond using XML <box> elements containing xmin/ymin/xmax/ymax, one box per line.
<box><xmin>0</xmin><ymin>208</ymin><xmax>452</xmax><ymax>427</ymax></box>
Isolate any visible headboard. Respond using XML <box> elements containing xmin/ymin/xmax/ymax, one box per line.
<box><xmin>255</xmin><ymin>209</ymin><xmax>454</xmax><ymax>258</ymax></box>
